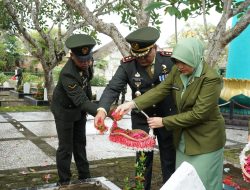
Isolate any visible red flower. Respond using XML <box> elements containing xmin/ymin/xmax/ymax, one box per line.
<box><xmin>111</xmin><ymin>111</ymin><xmax>123</xmax><ymax>121</ymax></box>
<box><xmin>95</xmin><ymin>118</ymin><xmax>108</xmax><ymax>134</ymax></box>
<box><xmin>242</xmin><ymin>154</ymin><xmax>250</xmax><ymax>183</ymax></box>
<box><xmin>223</xmin><ymin>176</ymin><xmax>240</xmax><ymax>189</ymax></box>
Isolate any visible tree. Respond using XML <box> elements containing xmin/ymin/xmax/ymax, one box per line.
<box><xmin>64</xmin><ymin>0</ymin><xmax>249</xmax><ymax>67</ymax></box>
<box><xmin>3</xmin><ymin>0</ymin><xmax>249</xmax><ymax>99</ymax></box>
<box><xmin>206</xmin><ymin>0</ymin><xmax>250</xmax><ymax>66</ymax></box>
<box><xmin>166</xmin><ymin>23</ymin><xmax>228</xmax><ymax>68</ymax></box>
<box><xmin>145</xmin><ymin>0</ymin><xmax>250</xmax><ymax>67</ymax></box>
<box><xmin>0</xmin><ymin>32</ymin><xmax>26</xmax><ymax>71</ymax></box>
<box><xmin>2</xmin><ymin>0</ymin><xmax>91</xmax><ymax>100</ymax></box>
<box><xmin>63</xmin><ymin>0</ymin><xmax>160</xmax><ymax>57</ymax></box>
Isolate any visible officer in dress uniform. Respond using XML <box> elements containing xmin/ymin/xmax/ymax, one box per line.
<box><xmin>94</xmin><ymin>27</ymin><xmax>176</xmax><ymax>190</ymax></box>
<box><xmin>51</xmin><ymin>34</ymin><xmax>98</xmax><ymax>186</ymax></box>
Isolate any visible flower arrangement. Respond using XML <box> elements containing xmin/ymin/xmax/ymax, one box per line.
<box><xmin>109</xmin><ymin>111</ymin><xmax>156</xmax><ymax>151</ymax></box>
<box><xmin>239</xmin><ymin>142</ymin><xmax>250</xmax><ymax>183</ymax></box>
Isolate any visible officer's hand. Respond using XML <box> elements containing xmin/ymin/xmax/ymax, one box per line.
<box><xmin>115</xmin><ymin>101</ymin><xmax>135</xmax><ymax>116</ymax></box>
<box><xmin>94</xmin><ymin>110</ymin><xmax>106</xmax><ymax>127</ymax></box>
<box><xmin>248</xmin><ymin>135</ymin><xmax>250</xmax><ymax>142</ymax></box>
<box><xmin>147</xmin><ymin>117</ymin><xmax>164</xmax><ymax>129</ymax></box>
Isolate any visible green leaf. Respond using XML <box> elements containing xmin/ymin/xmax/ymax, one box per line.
<box><xmin>145</xmin><ymin>2</ymin><xmax>167</xmax><ymax>12</ymax></box>
<box><xmin>165</xmin><ymin>6</ymin><xmax>180</xmax><ymax>17</ymax></box>
<box><xmin>181</xmin><ymin>8</ymin><xmax>191</xmax><ymax>20</ymax></box>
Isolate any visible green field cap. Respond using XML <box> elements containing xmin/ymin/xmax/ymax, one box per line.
<box><xmin>125</xmin><ymin>27</ymin><xmax>160</xmax><ymax>57</ymax></box>
<box><xmin>65</xmin><ymin>34</ymin><xmax>96</xmax><ymax>61</ymax></box>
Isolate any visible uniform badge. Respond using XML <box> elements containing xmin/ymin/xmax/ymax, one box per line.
<box><xmin>162</xmin><ymin>65</ymin><xmax>169</xmax><ymax>73</ymax></box>
<box><xmin>159</xmin><ymin>65</ymin><xmax>169</xmax><ymax>81</ymax></box>
<box><xmin>133</xmin><ymin>72</ymin><xmax>142</xmax><ymax>97</ymax></box>
<box><xmin>131</xmin><ymin>42</ymin><xmax>140</xmax><ymax>50</ymax></box>
<box><xmin>68</xmin><ymin>84</ymin><xmax>77</xmax><ymax>90</ymax></box>
<box><xmin>82</xmin><ymin>47</ymin><xmax>89</xmax><ymax>55</ymax></box>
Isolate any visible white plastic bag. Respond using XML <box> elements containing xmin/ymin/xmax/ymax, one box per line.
<box><xmin>160</xmin><ymin>161</ymin><xmax>206</xmax><ymax>190</ymax></box>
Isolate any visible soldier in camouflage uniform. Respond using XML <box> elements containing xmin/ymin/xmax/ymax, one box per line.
<box><xmin>51</xmin><ymin>34</ymin><xmax>98</xmax><ymax>186</ymax></box>
<box><xmin>94</xmin><ymin>27</ymin><xmax>176</xmax><ymax>190</ymax></box>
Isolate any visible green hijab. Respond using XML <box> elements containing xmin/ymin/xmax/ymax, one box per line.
<box><xmin>171</xmin><ymin>38</ymin><xmax>205</xmax><ymax>97</ymax></box>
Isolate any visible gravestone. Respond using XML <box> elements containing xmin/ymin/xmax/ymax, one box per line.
<box><xmin>3</xmin><ymin>81</ymin><xmax>10</xmax><ymax>87</ymax></box>
<box><xmin>44</xmin><ymin>88</ymin><xmax>48</xmax><ymax>101</ymax></box>
<box><xmin>23</xmin><ymin>82</ymin><xmax>30</xmax><ymax>93</ymax></box>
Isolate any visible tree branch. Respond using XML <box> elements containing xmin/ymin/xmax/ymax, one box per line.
<box><xmin>63</xmin><ymin>0</ymin><xmax>130</xmax><ymax>56</ymax></box>
<box><xmin>232</xmin><ymin>0</ymin><xmax>250</xmax><ymax>17</ymax></box>
<box><xmin>222</xmin><ymin>8</ymin><xmax>250</xmax><ymax>46</ymax></box>
<box><xmin>3</xmin><ymin>0</ymin><xmax>41</xmax><ymax>57</ymax></box>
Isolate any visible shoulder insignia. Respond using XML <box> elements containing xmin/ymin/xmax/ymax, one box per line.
<box><xmin>160</xmin><ymin>51</ymin><xmax>172</xmax><ymax>57</ymax></box>
<box><xmin>122</xmin><ymin>55</ymin><xmax>135</xmax><ymax>63</ymax></box>
<box><xmin>68</xmin><ymin>84</ymin><xmax>77</xmax><ymax>90</ymax></box>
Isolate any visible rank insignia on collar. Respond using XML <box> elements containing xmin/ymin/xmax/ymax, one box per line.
<box><xmin>68</xmin><ymin>84</ymin><xmax>77</xmax><ymax>90</ymax></box>
<box><xmin>160</xmin><ymin>51</ymin><xmax>172</xmax><ymax>56</ymax></box>
<box><xmin>122</xmin><ymin>56</ymin><xmax>135</xmax><ymax>63</ymax></box>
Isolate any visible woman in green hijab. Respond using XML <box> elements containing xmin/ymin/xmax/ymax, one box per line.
<box><xmin>115</xmin><ymin>38</ymin><xmax>226</xmax><ymax>190</ymax></box>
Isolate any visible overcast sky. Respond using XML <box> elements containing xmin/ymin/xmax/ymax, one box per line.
<box><xmin>94</xmin><ymin>9</ymin><xmax>226</xmax><ymax>50</ymax></box>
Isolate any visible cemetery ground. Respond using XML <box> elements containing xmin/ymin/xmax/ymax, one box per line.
<box><xmin>0</xmin><ymin>136</ymin><xmax>249</xmax><ymax>190</ymax></box>
<box><xmin>0</xmin><ymin>98</ymin><xmax>249</xmax><ymax>189</ymax></box>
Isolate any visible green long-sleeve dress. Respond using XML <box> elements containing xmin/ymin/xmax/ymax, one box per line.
<box><xmin>134</xmin><ymin>38</ymin><xmax>226</xmax><ymax>190</ymax></box>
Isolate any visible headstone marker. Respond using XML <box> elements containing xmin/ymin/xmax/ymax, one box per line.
<box><xmin>44</xmin><ymin>88</ymin><xmax>48</xmax><ymax>101</ymax></box>
<box><xmin>3</xmin><ymin>81</ymin><xmax>10</xmax><ymax>87</ymax></box>
<box><xmin>23</xmin><ymin>82</ymin><xmax>30</xmax><ymax>93</ymax></box>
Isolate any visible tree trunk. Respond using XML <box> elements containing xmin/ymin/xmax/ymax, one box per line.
<box><xmin>43</xmin><ymin>68</ymin><xmax>54</xmax><ymax>103</ymax></box>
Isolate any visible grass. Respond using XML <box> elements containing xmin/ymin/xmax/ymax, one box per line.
<box><xmin>0</xmin><ymin>105</ymin><xmax>50</xmax><ymax>112</ymax></box>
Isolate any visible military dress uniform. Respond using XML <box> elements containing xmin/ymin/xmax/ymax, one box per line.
<box><xmin>98</xmin><ymin>27</ymin><xmax>176</xmax><ymax>190</ymax></box>
<box><xmin>51</xmin><ymin>34</ymin><xmax>98</xmax><ymax>185</ymax></box>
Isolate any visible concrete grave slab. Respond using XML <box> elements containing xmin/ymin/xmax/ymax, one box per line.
<box><xmin>0</xmin><ymin>140</ymin><xmax>55</xmax><ymax>170</ymax></box>
<box><xmin>226</xmin><ymin>129</ymin><xmax>248</xmax><ymax>146</ymax></box>
<box><xmin>225</xmin><ymin>141</ymin><xmax>238</xmax><ymax>146</ymax></box>
<box><xmin>0</xmin><ymin>115</ymin><xmax>7</xmax><ymax>122</ymax></box>
<box><xmin>44</xmin><ymin>134</ymin><xmax>136</xmax><ymax>161</ymax></box>
<box><xmin>86</xmin><ymin>134</ymin><xmax>136</xmax><ymax>160</ymax></box>
<box><xmin>21</xmin><ymin>121</ymin><xmax>57</xmax><ymax>137</ymax></box>
<box><xmin>8</xmin><ymin>112</ymin><xmax>54</xmax><ymax>122</ymax></box>
<box><xmin>0</xmin><ymin>123</ymin><xmax>25</xmax><ymax>139</ymax></box>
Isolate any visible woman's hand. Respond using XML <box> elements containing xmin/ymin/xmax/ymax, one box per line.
<box><xmin>115</xmin><ymin>101</ymin><xmax>135</xmax><ymax>116</ymax></box>
<box><xmin>147</xmin><ymin>117</ymin><xmax>164</xmax><ymax>128</ymax></box>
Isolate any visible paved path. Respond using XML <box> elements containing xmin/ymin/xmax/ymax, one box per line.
<box><xmin>0</xmin><ymin>111</ymin><xmax>248</xmax><ymax>171</ymax></box>
<box><xmin>0</xmin><ymin>111</ymin><xmax>136</xmax><ymax>171</ymax></box>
